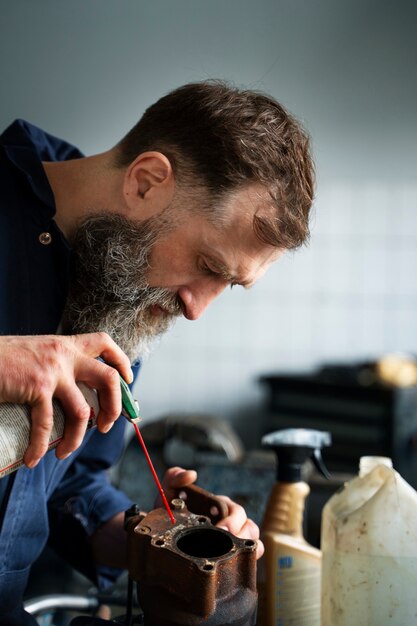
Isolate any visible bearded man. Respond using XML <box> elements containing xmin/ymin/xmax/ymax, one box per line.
<box><xmin>0</xmin><ymin>80</ymin><xmax>314</xmax><ymax>624</ymax></box>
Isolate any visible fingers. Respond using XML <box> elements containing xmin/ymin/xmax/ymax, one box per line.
<box><xmin>73</xmin><ymin>332</ymin><xmax>135</xmax><ymax>433</ymax></box>
<box><xmin>155</xmin><ymin>467</ymin><xmax>198</xmax><ymax>507</ymax></box>
<box><xmin>214</xmin><ymin>495</ymin><xmax>247</xmax><ymax>535</ymax></box>
<box><xmin>24</xmin><ymin>382</ymin><xmax>95</xmax><ymax>467</ymax></box>
<box><xmin>54</xmin><ymin>384</ymin><xmax>93</xmax><ymax>459</ymax></box>
<box><xmin>75</xmin><ymin>357</ymin><xmax>122</xmax><ymax>433</ymax></box>
<box><xmin>231</xmin><ymin>518</ymin><xmax>264</xmax><ymax>559</ymax></box>
<box><xmin>0</xmin><ymin>332</ymin><xmax>134</xmax><ymax>469</ymax></box>
<box><xmin>24</xmin><ymin>396</ymin><xmax>54</xmax><ymax>468</ymax></box>
<box><xmin>73</xmin><ymin>332</ymin><xmax>133</xmax><ymax>383</ymax></box>
<box><xmin>163</xmin><ymin>467</ymin><xmax>198</xmax><ymax>488</ymax></box>
<box><xmin>253</xmin><ymin>536</ymin><xmax>264</xmax><ymax>559</ymax></box>
<box><xmin>215</xmin><ymin>495</ymin><xmax>264</xmax><ymax>560</ymax></box>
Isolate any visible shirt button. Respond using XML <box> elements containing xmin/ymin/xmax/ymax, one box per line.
<box><xmin>39</xmin><ymin>232</ymin><xmax>52</xmax><ymax>245</ymax></box>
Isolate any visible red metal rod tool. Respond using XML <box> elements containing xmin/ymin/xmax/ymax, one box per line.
<box><xmin>120</xmin><ymin>375</ymin><xmax>175</xmax><ymax>524</ymax></box>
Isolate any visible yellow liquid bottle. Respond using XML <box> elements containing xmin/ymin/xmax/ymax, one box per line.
<box><xmin>257</xmin><ymin>429</ymin><xmax>331</xmax><ymax>626</ymax></box>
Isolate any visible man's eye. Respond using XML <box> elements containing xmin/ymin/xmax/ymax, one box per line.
<box><xmin>200</xmin><ymin>259</ymin><xmax>235</xmax><ymax>286</ymax></box>
<box><xmin>200</xmin><ymin>262</ymin><xmax>217</xmax><ymax>277</ymax></box>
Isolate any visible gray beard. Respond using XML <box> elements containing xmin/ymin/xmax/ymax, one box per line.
<box><xmin>62</xmin><ymin>213</ymin><xmax>183</xmax><ymax>362</ymax></box>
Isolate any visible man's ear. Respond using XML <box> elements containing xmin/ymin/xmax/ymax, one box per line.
<box><xmin>123</xmin><ymin>151</ymin><xmax>175</xmax><ymax>218</ymax></box>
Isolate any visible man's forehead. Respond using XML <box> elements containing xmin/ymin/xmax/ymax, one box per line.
<box><xmin>222</xmin><ymin>182</ymin><xmax>275</xmax><ymax>220</ymax></box>
<box><xmin>205</xmin><ymin>214</ymin><xmax>283</xmax><ymax>287</ymax></box>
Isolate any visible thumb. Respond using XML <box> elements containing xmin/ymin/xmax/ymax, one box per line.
<box><xmin>163</xmin><ymin>466</ymin><xmax>198</xmax><ymax>490</ymax></box>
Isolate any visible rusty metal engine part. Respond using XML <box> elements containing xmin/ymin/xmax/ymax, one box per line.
<box><xmin>125</xmin><ymin>485</ymin><xmax>258</xmax><ymax>626</ymax></box>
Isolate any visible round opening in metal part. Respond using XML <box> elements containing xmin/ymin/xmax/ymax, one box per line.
<box><xmin>176</xmin><ymin>528</ymin><xmax>234</xmax><ymax>558</ymax></box>
<box><xmin>202</xmin><ymin>563</ymin><xmax>214</xmax><ymax>571</ymax></box>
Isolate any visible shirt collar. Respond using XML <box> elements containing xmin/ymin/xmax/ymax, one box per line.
<box><xmin>1</xmin><ymin>119</ymin><xmax>83</xmax><ymax>216</ymax></box>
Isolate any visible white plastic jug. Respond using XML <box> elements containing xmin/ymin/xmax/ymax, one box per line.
<box><xmin>321</xmin><ymin>456</ymin><xmax>417</xmax><ymax>625</ymax></box>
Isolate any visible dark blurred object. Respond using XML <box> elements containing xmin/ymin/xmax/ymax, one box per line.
<box><xmin>374</xmin><ymin>353</ymin><xmax>417</xmax><ymax>387</ymax></box>
<box><xmin>318</xmin><ymin>353</ymin><xmax>417</xmax><ymax>388</ymax></box>
<box><xmin>259</xmin><ymin>358</ymin><xmax>417</xmax><ymax>489</ymax></box>
<box><xmin>137</xmin><ymin>413</ymin><xmax>244</xmax><ymax>465</ymax></box>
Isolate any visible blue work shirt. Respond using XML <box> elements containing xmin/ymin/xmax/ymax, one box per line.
<box><xmin>0</xmin><ymin>120</ymin><xmax>136</xmax><ymax>624</ymax></box>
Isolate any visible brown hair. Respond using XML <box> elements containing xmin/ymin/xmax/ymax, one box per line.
<box><xmin>115</xmin><ymin>80</ymin><xmax>314</xmax><ymax>250</ymax></box>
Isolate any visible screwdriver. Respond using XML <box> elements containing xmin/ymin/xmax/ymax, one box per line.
<box><xmin>120</xmin><ymin>376</ymin><xmax>176</xmax><ymax>524</ymax></box>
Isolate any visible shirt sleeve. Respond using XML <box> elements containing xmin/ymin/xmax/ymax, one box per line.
<box><xmin>47</xmin><ymin>364</ymin><xmax>141</xmax><ymax>588</ymax></box>
<box><xmin>47</xmin><ymin>418</ymin><xmax>132</xmax><ymax>588</ymax></box>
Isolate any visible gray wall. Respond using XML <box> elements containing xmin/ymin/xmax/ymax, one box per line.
<box><xmin>1</xmin><ymin>1</ymin><xmax>416</xmax><ymax>441</ymax></box>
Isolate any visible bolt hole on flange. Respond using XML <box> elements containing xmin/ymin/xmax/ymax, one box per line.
<box><xmin>154</xmin><ymin>538</ymin><xmax>165</xmax><ymax>547</ymax></box>
<box><xmin>244</xmin><ymin>540</ymin><xmax>255</xmax><ymax>548</ymax></box>
<box><xmin>176</xmin><ymin>528</ymin><xmax>234</xmax><ymax>558</ymax></box>
<box><xmin>202</xmin><ymin>562</ymin><xmax>214</xmax><ymax>571</ymax></box>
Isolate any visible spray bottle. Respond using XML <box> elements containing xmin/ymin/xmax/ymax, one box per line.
<box><xmin>0</xmin><ymin>376</ymin><xmax>136</xmax><ymax>479</ymax></box>
<box><xmin>0</xmin><ymin>383</ymin><xmax>101</xmax><ymax>478</ymax></box>
<box><xmin>257</xmin><ymin>428</ymin><xmax>331</xmax><ymax>626</ymax></box>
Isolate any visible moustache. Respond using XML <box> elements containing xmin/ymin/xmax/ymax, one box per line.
<box><xmin>142</xmin><ymin>286</ymin><xmax>184</xmax><ymax>317</ymax></box>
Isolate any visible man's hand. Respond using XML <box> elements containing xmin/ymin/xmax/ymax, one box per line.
<box><xmin>0</xmin><ymin>333</ymin><xmax>132</xmax><ymax>468</ymax></box>
<box><xmin>158</xmin><ymin>466</ymin><xmax>264</xmax><ymax>559</ymax></box>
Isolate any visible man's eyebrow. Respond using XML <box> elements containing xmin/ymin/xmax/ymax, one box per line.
<box><xmin>207</xmin><ymin>256</ymin><xmax>253</xmax><ymax>288</ymax></box>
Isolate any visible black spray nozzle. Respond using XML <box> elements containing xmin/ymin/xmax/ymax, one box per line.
<box><xmin>262</xmin><ymin>428</ymin><xmax>331</xmax><ymax>482</ymax></box>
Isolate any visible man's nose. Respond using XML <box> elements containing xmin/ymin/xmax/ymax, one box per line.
<box><xmin>177</xmin><ymin>280</ymin><xmax>227</xmax><ymax>320</ymax></box>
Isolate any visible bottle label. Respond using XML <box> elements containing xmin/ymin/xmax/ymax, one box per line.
<box><xmin>275</xmin><ymin>552</ymin><xmax>321</xmax><ymax>626</ymax></box>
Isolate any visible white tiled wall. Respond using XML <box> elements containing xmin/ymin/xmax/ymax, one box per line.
<box><xmin>135</xmin><ymin>182</ymin><xmax>417</xmax><ymax>437</ymax></box>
